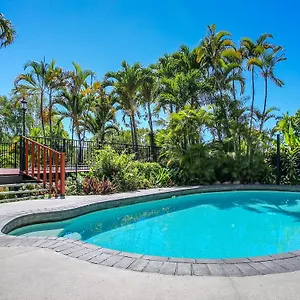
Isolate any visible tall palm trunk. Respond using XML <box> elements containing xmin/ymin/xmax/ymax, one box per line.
<box><xmin>71</xmin><ymin>121</ymin><xmax>75</xmax><ymax>144</ymax></box>
<box><xmin>40</xmin><ymin>91</ymin><xmax>46</xmax><ymax>141</ymax></box>
<box><xmin>249</xmin><ymin>68</ymin><xmax>255</xmax><ymax>130</ymax></box>
<box><xmin>260</xmin><ymin>76</ymin><xmax>268</xmax><ymax>133</ymax></box>
<box><xmin>232</xmin><ymin>80</ymin><xmax>236</xmax><ymax>101</ymax></box>
<box><xmin>75</xmin><ymin>119</ymin><xmax>83</xmax><ymax>164</ymax></box>
<box><xmin>218</xmin><ymin>84</ymin><xmax>231</xmax><ymax>139</ymax></box>
<box><xmin>129</xmin><ymin>115</ymin><xmax>135</xmax><ymax>148</ymax></box>
<box><xmin>71</xmin><ymin>120</ymin><xmax>75</xmax><ymax>166</ymax></box>
<box><xmin>147</xmin><ymin>100</ymin><xmax>157</xmax><ymax>161</ymax></box>
<box><xmin>248</xmin><ymin>68</ymin><xmax>255</xmax><ymax>169</ymax></box>
<box><xmin>132</xmin><ymin>113</ymin><xmax>138</xmax><ymax>147</ymax></box>
<box><xmin>49</xmin><ymin>90</ymin><xmax>53</xmax><ymax>139</ymax></box>
<box><xmin>131</xmin><ymin>111</ymin><xmax>139</xmax><ymax>156</ymax></box>
<box><xmin>191</xmin><ymin>96</ymin><xmax>197</xmax><ymax>109</ymax></box>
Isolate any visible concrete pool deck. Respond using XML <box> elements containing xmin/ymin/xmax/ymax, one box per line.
<box><xmin>1</xmin><ymin>186</ymin><xmax>300</xmax><ymax>299</ymax></box>
<box><xmin>1</xmin><ymin>246</ymin><xmax>300</xmax><ymax>300</ymax></box>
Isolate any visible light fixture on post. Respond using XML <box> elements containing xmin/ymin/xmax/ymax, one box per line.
<box><xmin>20</xmin><ymin>98</ymin><xmax>28</xmax><ymax>136</ymax></box>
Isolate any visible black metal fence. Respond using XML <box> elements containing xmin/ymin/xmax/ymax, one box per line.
<box><xmin>0</xmin><ymin>137</ymin><xmax>161</xmax><ymax>170</ymax></box>
<box><xmin>23</xmin><ymin>137</ymin><xmax>160</xmax><ymax>170</ymax></box>
<box><xmin>0</xmin><ymin>142</ymin><xmax>18</xmax><ymax>168</ymax></box>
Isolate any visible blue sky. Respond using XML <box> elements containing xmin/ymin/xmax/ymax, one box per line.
<box><xmin>1</xmin><ymin>0</ymin><xmax>300</xmax><ymax>126</ymax></box>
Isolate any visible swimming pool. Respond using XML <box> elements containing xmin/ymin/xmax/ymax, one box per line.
<box><xmin>9</xmin><ymin>190</ymin><xmax>300</xmax><ymax>259</ymax></box>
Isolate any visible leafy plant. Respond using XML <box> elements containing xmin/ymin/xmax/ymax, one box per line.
<box><xmin>83</xmin><ymin>177</ymin><xmax>115</xmax><ymax>195</ymax></box>
<box><xmin>89</xmin><ymin>146</ymin><xmax>172</xmax><ymax>193</ymax></box>
<box><xmin>65</xmin><ymin>175</ymin><xmax>84</xmax><ymax>195</ymax></box>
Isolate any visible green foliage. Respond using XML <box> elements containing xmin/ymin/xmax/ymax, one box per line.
<box><xmin>167</xmin><ymin>144</ymin><xmax>215</xmax><ymax>185</ymax></box>
<box><xmin>165</xmin><ymin>144</ymin><xmax>272</xmax><ymax>185</ymax></box>
<box><xmin>265</xmin><ymin>111</ymin><xmax>300</xmax><ymax>185</ymax></box>
<box><xmin>0</xmin><ymin>95</ymin><xmax>35</xmax><ymax>141</ymax></box>
<box><xmin>89</xmin><ymin>146</ymin><xmax>172</xmax><ymax>192</ymax></box>
<box><xmin>0</xmin><ymin>13</ymin><xmax>16</xmax><ymax>48</ymax></box>
<box><xmin>104</xmin><ymin>128</ymin><xmax>151</xmax><ymax>146</ymax></box>
<box><xmin>66</xmin><ymin>174</ymin><xmax>115</xmax><ymax>195</ymax></box>
<box><xmin>279</xmin><ymin>147</ymin><xmax>300</xmax><ymax>185</ymax></box>
<box><xmin>83</xmin><ymin>177</ymin><xmax>115</xmax><ymax>195</ymax></box>
<box><xmin>29</xmin><ymin>116</ymin><xmax>69</xmax><ymax>139</ymax></box>
<box><xmin>65</xmin><ymin>175</ymin><xmax>84</xmax><ymax>196</ymax></box>
<box><xmin>0</xmin><ymin>24</ymin><xmax>294</xmax><ymax>191</ymax></box>
<box><xmin>135</xmin><ymin>162</ymin><xmax>172</xmax><ymax>187</ymax></box>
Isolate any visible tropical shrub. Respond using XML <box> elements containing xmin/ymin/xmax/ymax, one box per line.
<box><xmin>160</xmin><ymin>140</ymin><xmax>273</xmax><ymax>185</ymax></box>
<box><xmin>83</xmin><ymin>177</ymin><xmax>115</xmax><ymax>195</ymax></box>
<box><xmin>65</xmin><ymin>175</ymin><xmax>85</xmax><ymax>195</ymax></box>
<box><xmin>89</xmin><ymin>146</ymin><xmax>172</xmax><ymax>192</ymax></box>
<box><xmin>66</xmin><ymin>173</ymin><xmax>115</xmax><ymax>195</ymax></box>
<box><xmin>266</xmin><ymin>146</ymin><xmax>300</xmax><ymax>185</ymax></box>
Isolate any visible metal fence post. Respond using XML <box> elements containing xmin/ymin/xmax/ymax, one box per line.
<box><xmin>63</xmin><ymin>139</ymin><xmax>66</xmax><ymax>153</ymax></box>
<box><xmin>276</xmin><ymin>134</ymin><xmax>281</xmax><ymax>185</ymax></box>
<box><xmin>19</xmin><ymin>136</ymin><xmax>25</xmax><ymax>172</ymax></box>
<box><xmin>14</xmin><ymin>142</ymin><xmax>17</xmax><ymax>168</ymax></box>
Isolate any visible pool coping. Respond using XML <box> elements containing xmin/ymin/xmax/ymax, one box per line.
<box><xmin>2</xmin><ymin>184</ymin><xmax>300</xmax><ymax>277</ymax></box>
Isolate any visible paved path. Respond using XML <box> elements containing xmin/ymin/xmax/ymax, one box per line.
<box><xmin>1</xmin><ymin>246</ymin><xmax>300</xmax><ymax>300</ymax></box>
<box><xmin>1</xmin><ymin>188</ymin><xmax>300</xmax><ymax>299</ymax></box>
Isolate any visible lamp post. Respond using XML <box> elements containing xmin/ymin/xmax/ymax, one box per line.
<box><xmin>20</xmin><ymin>98</ymin><xmax>28</xmax><ymax>136</ymax></box>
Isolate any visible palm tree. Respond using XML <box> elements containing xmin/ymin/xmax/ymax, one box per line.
<box><xmin>155</xmin><ymin>53</ymin><xmax>179</xmax><ymax>113</ymax></box>
<box><xmin>157</xmin><ymin>69</ymin><xmax>209</xmax><ymax>112</ymax></box>
<box><xmin>56</xmin><ymin>62</ymin><xmax>94</xmax><ymax>144</ymax></box>
<box><xmin>0</xmin><ymin>13</ymin><xmax>16</xmax><ymax>48</ymax></box>
<box><xmin>84</xmin><ymin>83</ymin><xmax>118</xmax><ymax>143</ymax></box>
<box><xmin>45</xmin><ymin>60</ymin><xmax>65</xmax><ymax>139</ymax></box>
<box><xmin>55</xmin><ymin>90</ymin><xmax>80</xmax><ymax>142</ymax></box>
<box><xmin>276</xmin><ymin>113</ymin><xmax>300</xmax><ymax>150</ymax></box>
<box><xmin>259</xmin><ymin>46</ymin><xmax>286</xmax><ymax>131</ymax></box>
<box><xmin>196</xmin><ymin>24</ymin><xmax>238</xmax><ymax>76</ymax></box>
<box><xmin>254</xmin><ymin>107</ymin><xmax>279</xmax><ymax>133</ymax></box>
<box><xmin>214</xmin><ymin>62</ymin><xmax>245</xmax><ymax>139</ymax></box>
<box><xmin>15</xmin><ymin>60</ymin><xmax>49</xmax><ymax>138</ymax></box>
<box><xmin>139</xmin><ymin>67</ymin><xmax>158</xmax><ymax>159</ymax></box>
<box><xmin>105</xmin><ymin>61</ymin><xmax>142</xmax><ymax>150</ymax></box>
<box><xmin>173</xmin><ymin>45</ymin><xmax>200</xmax><ymax>73</ymax></box>
<box><xmin>85</xmin><ymin>110</ymin><xmax>118</xmax><ymax>144</ymax></box>
<box><xmin>15</xmin><ymin>59</ymin><xmax>65</xmax><ymax>140</ymax></box>
<box><xmin>240</xmin><ymin>34</ymin><xmax>274</xmax><ymax>130</ymax></box>
<box><xmin>195</xmin><ymin>24</ymin><xmax>243</xmax><ymax>141</ymax></box>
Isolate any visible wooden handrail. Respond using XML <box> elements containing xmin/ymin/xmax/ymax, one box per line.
<box><xmin>21</xmin><ymin>136</ymin><xmax>62</xmax><ymax>155</ymax></box>
<box><xmin>20</xmin><ymin>136</ymin><xmax>66</xmax><ymax>198</ymax></box>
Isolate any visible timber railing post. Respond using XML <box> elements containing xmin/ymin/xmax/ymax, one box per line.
<box><xmin>20</xmin><ymin>136</ymin><xmax>66</xmax><ymax>199</ymax></box>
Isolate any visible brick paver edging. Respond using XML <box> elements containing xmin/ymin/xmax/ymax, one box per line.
<box><xmin>1</xmin><ymin>184</ymin><xmax>300</xmax><ymax>277</ymax></box>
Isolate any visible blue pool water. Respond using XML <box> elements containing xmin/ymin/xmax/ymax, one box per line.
<box><xmin>10</xmin><ymin>191</ymin><xmax>300</xmax><ymax>259</ymax></box>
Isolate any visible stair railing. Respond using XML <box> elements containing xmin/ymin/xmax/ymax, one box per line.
<box><xmin>20</xmin><ymin>136</ymin><xmax>66</xmax><ymax>197</ymax></box>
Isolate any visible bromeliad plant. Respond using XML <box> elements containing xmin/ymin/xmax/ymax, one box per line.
<box><xmin>83</xmin><ymin>177</ymin><xmax>115</xmax><ymax>195</ymax></box>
